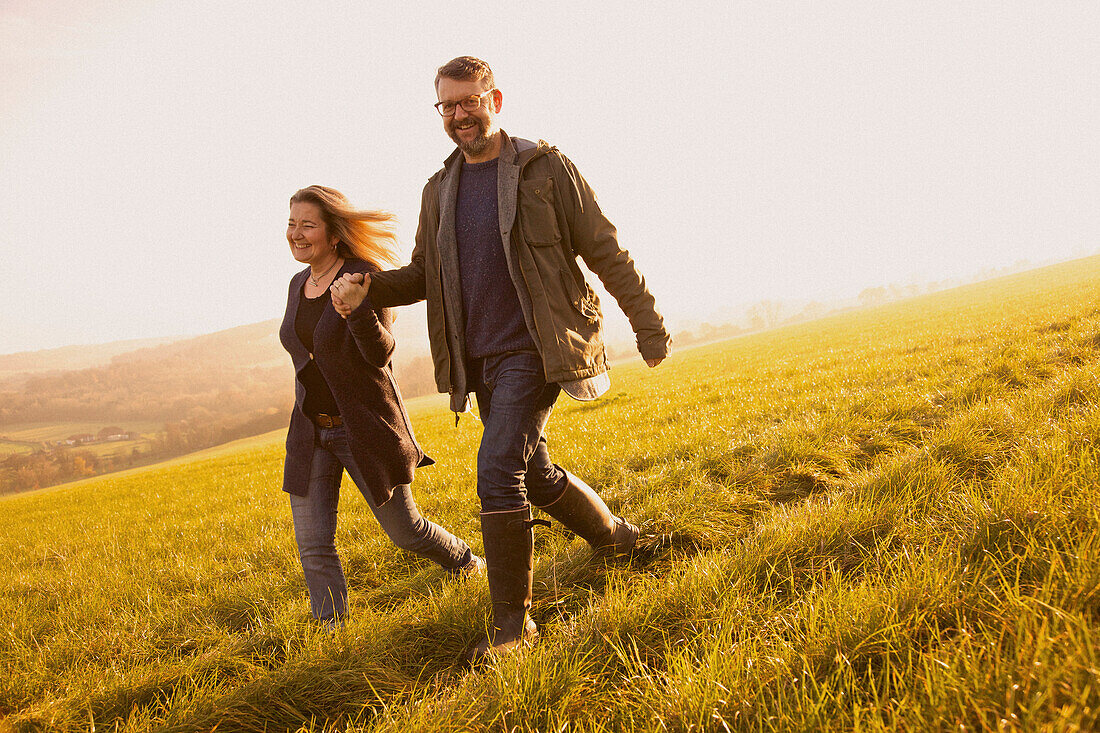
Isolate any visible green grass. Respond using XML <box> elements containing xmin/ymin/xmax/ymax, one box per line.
<box><xmin>4</xmin><ymin>256</ymin><xmax>1100</xmax><ymax>731</ymax></box>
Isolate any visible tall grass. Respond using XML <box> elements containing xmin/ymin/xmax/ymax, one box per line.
<box><xmin>3</xmin><ymin>256</ymin><xmax>1100</xmax><ymax>731</ymax></box>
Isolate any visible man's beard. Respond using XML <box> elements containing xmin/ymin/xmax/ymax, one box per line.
<box><xmin>448</xmin><ymin>118</ymin><xmax>493</xmax><ymax>156</ymax></box>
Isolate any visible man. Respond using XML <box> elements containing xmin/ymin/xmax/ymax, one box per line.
<box><xmin>332</xmin><ymin>56</ymin><xmax>670</xmax><ymax>659</ymax></box>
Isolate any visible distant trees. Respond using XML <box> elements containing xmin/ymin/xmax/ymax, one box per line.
<box><xmin>747</xmin><ymin>300</ymin><xmax>785</xmax><ymax>331</ymax></box>
<box><xmin>858</xmin><ymin>287</ymin><xmax>889</xmax><ymax>307</ymax></box>
<box><xmin>2</xmin><ymin>448</ymin><xmax>102</xmax><ymax>494</ymax></box>
<box><xmin>674</xmin><ymin>322</ymin><xmax>750</xmax><ymax>349</ymax></box>
<box><xmin>148</xmin><ymin>407</ymin><xmax>290</xmax><ymax>458</ymax></box>
<box><xmin>391</xmin><ymin>355</ymin><xmax>438</xmax><ymax>400</ymax></box>
<box><xmin>0</xmin><ymin>406</ymin><xmax>291</xmax><ymax>495</ymax></box>
<box><xmin>1</xmin><ymin>356</ymin><xmax>439</xmax><ymax>429</ymax></box>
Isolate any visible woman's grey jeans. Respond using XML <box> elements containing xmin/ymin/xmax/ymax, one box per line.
<box><xmin>289</xmin><ymin>424</ymin><xmax>472</xmax><ymax>625</ymax></box>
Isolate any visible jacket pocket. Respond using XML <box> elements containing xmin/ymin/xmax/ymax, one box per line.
<box><xmin>560</xmin><ymin>270</ymin><xmax>599</xmax><ymax>324</ymax></box>
<box><xmin>519</xmin><ymin>177</ymin><xmax>562</xmax><ymax>245</ymax></box>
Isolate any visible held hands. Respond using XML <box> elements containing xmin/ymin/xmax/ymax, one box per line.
<box><xmin>330</xmin><ymin>272</ymin><xmax>371</xmax><ymax>318</ymax></box>
<box><xmin>645</xmin><ymin>357</ymin><xmax>665</xmax><ymax>368</ymax></box>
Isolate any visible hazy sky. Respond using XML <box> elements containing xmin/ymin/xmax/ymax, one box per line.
<box><xmin>1</xmin><ymin>1</ymin><xmax>1097</xmax><ymax>354</ymax></box>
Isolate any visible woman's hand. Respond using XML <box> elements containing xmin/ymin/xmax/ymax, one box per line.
<box><xmin>330</xmin><ymin>272</ymin><xmax>370</xmax><ymax>318</ymax></box>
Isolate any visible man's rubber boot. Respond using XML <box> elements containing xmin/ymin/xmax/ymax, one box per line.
<box><xmin>468</xmin><ymin>506</ymin><xmax>538</xmax><ymax>663</ymax></box>
<box><xmin>536</xmin><ymin>471</ymin><xmax>639</xmax><ymax>557</ymax></box>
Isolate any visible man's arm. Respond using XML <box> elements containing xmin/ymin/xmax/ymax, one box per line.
<box><xmin>550</xmin><ymin>151</ymin><xmax>671</xmax><ymax>365</ymax></box>
<box><xmin>366</xmin><ymin>181</ymin><xmax>437</xmax><ymax>308</ymax></box>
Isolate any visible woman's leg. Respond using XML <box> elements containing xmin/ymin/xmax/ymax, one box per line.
<box><xmin>373</xmin><ymin>484</ymin><xmax>474</xmax><ymax>569</ymax></box>
<box><xmin>289</xmin><ymin>442</ymin><xmax>347</xmax><ymax>626</ymax></box>
<box><xmin>324</xmin><ymin>426</ymin><xmax>473</xmax><ymax>570</ymax></box>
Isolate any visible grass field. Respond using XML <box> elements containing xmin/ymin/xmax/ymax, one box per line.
<box><xmin>3</xmin><ymin>256</ymin><xmax>1100</xmax><ymax>731</ymax></box>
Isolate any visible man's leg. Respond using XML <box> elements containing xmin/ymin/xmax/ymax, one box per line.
<box><xmin>533</xmin><ymin>468</ymin><xmax>640</xmax><ymax>557</ymax></box>
<box><xmin>521</xmin><ymin>390</ymin><xmax>640</xmax><ymax>557</ymax></box>
<box><xmin>469</xmin><ymin>351</ymin><xmax>557</xmax><ymax>658</ymax></box>
<box><xmin>523</xmin><ymin>434</ymin><xmax>567</xmax><ymax>506</ymax></box>
<box><xmin>474</xmin><ymin>351</ymin><xmax>560</xmax><ymax>513</ymax></box>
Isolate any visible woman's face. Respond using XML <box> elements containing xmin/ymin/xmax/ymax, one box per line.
<box><xmin>287</xmin><ymin>201</ymin><xmax>338</xmax><ymax>265</ymax></box>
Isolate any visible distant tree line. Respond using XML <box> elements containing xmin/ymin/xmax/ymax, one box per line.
<box><xmin>0</xmin><ymin>354</ymin><xmax>441</xmax><ymax>428</ymax></box>
<box><xmin>0</xmin><ymin>406</ymin><xmax>291</xmax><ymax>495</ymax></box>
<box><xmin>0</xmin><ymin>361</ymin><xmax>293</xmax><ymax>425</ymax></box>
<box><xmin>2</xmin><ymin>446</ymin><xmax>108</xmax><ymax>494</ymax></box>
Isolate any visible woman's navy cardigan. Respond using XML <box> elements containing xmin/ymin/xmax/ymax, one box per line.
<box><xmin>279</xmin><ymin>258</ymin><xmax>432</xmax><ymax>505</ymax></box>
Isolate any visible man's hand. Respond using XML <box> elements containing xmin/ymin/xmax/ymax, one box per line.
<box><xmin>330</xmin><ymin>272</ymin><xmax>370</xmax><ymax>318</ymax></box>
<box><xmin>645</xmin><ymin>357</ymin><xmax>664</xmax><ymax>368</ymax></box>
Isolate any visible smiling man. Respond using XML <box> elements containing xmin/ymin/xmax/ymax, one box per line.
<box><xmin>332</xmin><ymin>56</ymin><xmax>671</xmax><ymax>661</ymax></box>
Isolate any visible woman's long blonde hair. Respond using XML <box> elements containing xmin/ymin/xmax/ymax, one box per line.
<box><xmin>289</xmin><ymin>185</ymin><xmax>402</xmax><ymax>268</ymax></box>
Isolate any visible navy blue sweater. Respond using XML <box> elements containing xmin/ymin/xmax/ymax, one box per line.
<box><xmin>455</xmin><ymin>158</ymin><xmax>536</xmax><ymax>358</ymax></box>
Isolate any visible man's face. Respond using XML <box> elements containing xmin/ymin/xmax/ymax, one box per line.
<box><xmin>436</xmin><ymin>77</ymin><xmax>500</xmax><ymax>158</ymax></box>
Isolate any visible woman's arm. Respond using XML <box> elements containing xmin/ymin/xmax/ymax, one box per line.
<box><xmin>334</xmin><ymin>274</ymin><xmax>395</xmax><ymax>368</ymax></box>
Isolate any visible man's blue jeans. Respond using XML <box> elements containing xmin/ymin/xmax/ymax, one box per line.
<box><xmin>471</xmin><ymin>351</ymin><xmax>569</xmax><ymax>512</ymax></box>
<box><xmin>289</xmin><ymin>424</ymin><xmax>472</xmax><ymax>625</ymax></box>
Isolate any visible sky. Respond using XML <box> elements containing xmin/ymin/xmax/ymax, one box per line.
<box><xmin>1</xmin><ymin>1</ymin><xmax>1098</xmax><ymax>354</ymax></box>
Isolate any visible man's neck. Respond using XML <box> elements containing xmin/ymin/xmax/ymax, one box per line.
<box><xmin>462</xmin><ymin>131</ymin><xmax>503</xmax><ymax>164</ymax></box>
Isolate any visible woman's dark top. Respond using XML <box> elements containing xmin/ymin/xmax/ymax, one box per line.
<box><xmin>294</xmin><ymin>288</ymin><xmax>340</xmax><ymax>417</ymax></box>
<box><xmin>279</xmin><ymin>258</ymin><xmax>432</xmax><ymax>506</ymax></box>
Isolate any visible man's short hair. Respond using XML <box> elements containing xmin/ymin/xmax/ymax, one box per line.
<box><xmin>435</xmin><ymin>56</ymin><xmax>495</xmax><ymax>90</ymax></box>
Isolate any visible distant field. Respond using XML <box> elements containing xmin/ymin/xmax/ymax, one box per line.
<box><xmin>4</xmin><ymin>256</ymin><xmax>1100</xmax><ymax>732</ymax></box>
<box><xmin>0</xmin><ymin>422</ymin><xmax>163</xmax><ymax>473</ymax></box>
<box><xmin>0</xmin><ymin>440</ymin><xmax>33</xmax><ymax>457</ymax></box>
<box><xmin>1</xmin><ymin>421</ymin><xmax>163</xmax><ymax>443</ymax></box>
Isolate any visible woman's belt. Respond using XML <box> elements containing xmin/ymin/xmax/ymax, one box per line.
<box><xmin>312</xmin><ymin>413</ymin><xmax>343</xmax><ymax>428</ymax></box>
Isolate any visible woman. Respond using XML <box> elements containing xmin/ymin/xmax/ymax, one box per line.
<box><xmin>280</xmin><ymin>185</ymin><xmax>480</xmax><ymax>627</ymax></box>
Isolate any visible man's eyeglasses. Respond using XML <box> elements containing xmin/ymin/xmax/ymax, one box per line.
<box><xmin>434</xmin><ymin>89</ymin><xmax>495</xmax><ymax>117</ymax></box>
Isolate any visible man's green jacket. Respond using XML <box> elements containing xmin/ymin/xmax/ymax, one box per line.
<box><xmin>369</xmin><ymin>131</ymin><xmax>671</xmax><ymax>413</ymax></box>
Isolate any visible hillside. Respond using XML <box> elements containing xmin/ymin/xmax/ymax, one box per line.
<box><xmin>0</xmin><ymin>337</ymin><xmax>178</xmax><ymax>388</ymax></box>
<box><xmin>2</xmin><ymin>255</ymin><xmax>1100</xmax><ymax>731</ymax></box>
<box><xmin>0</xmin><ymin>306</ymin><xmax>436</xmax><ymax>426</ymax></box>
<box><xmin>0</xmin><ymin>306</ymin><xmax>443</xmax><ymax>494</ymax></box>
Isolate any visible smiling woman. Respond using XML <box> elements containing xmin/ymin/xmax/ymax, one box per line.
<box><xmin>277</xmin><ymin>185</ymin><xmax>482</xmax><ymax>627</ymax></box>
<box><xmin>286</xmin><ymin>202</ymin><xmax>338</xmax><ymax>273</ymax></box>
